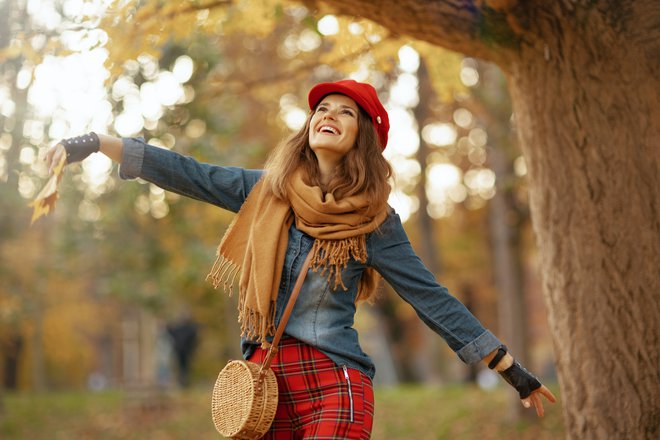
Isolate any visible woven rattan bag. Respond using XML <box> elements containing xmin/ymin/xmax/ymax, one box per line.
<box><xmin>212</xmin><ymin>253</ymin><xmax>313</xmax><ymax>439</ymax></box>
<box><xmin>211</xmin><ymin>360</ymin><xmax>278</xmax><ymax>439</ymax></box>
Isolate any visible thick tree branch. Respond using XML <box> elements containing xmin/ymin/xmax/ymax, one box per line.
<box><xmin>314</xmin><ymin>0</ymin><xmax>527</xmax><ymax>64</ymax></box>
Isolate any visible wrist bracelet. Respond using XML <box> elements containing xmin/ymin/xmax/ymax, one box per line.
<box><xmin>62</xmin><ymin>132</ymin><xmax>100</xmax><ymax>164</ymax></box>
<box><xmin>488</xmin><ymin>345</ymin><xmax>508</xmax><ymax>370</ymax></box>
<box><xmin>499</xmin><ymin>360</ymin><xmax>542</xmax><ymax>399</ymax></box>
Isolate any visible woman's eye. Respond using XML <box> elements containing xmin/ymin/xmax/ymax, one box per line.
<box><xmin>342</xmin><ymin>110</ymin><xmax>355</xmax><ymax>116</ymax></box>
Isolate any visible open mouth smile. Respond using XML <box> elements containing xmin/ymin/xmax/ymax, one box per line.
<box><xmin>318</xmin><ymin>124</ymin><xmax>340</xmax><ymax>135</ymax></box>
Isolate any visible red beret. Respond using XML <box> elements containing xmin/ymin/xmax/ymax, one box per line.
<box><xmin>308</xmin><ymin>79</ymin><xmax>389</xmax><ymax>150</ymax></box>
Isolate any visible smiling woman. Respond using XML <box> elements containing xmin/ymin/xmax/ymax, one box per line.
<box><xmin>46</xmin><ymin>79</ymin><xmax>555</xmax><ymax>438</ymax></box>
<box><xmin>308</xmin><ymin>94</ymin><xmax>360</xmax><ymax>183</ymax></box>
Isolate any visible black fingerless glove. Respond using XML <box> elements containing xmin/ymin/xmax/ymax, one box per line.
<box><xmin>61</xmin><ymin>132</ymin><xmax>100</xmax><ymax>164</ymax></box>
<box><xmin>499</xmin><ymin>360</ymin><xmax>542</xmax><ymax>399</ymax></box>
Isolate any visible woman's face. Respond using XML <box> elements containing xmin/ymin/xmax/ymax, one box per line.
<box><xmin>308</xmin><ymin>94</ymin><xmax>359</xmax><ymax>164</ymax></box>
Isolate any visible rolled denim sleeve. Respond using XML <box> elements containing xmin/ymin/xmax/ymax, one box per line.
<box><xmin>118</xmin><ymin>137</ymin><xmax>264</xmax><ymax>212</ymax></box>
<box><xmin>368</xmin><ymin>211</ymin><xmax>503</xmax><ymax>364</ymax></box>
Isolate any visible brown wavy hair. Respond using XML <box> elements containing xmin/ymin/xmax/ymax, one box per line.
<box><xmin>264</xmin><ymin>104</ymin><xmax>393</xmax><ymax>301</ymax></box>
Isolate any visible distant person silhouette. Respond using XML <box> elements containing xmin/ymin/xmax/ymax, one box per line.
<box><xmin>166</xmin><ymin>315</ymin><xmax>198</xmax><ymax>388</ymax></box>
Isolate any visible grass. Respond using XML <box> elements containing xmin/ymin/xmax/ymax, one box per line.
<box><xmin>372</xmin><ymin>384</ymin><xmax>563</xmax><ymax>440</ymax></box>
<box><xmin>0</xmin><ymin>383</ymin><xmax>564</xmax><ymax>439</ymax></box>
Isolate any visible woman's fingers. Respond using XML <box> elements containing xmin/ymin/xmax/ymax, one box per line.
<box><xmin>521</xmin><ymin>385</ymin><xmax>557</xmax><ymax>417</ymax></box>
<box><xmin>540</xmin><ymin>385</ymin><xmax>557</xmax><ymax>403</ymax></box>
<box><xmin>521</xmin><ymin>393</ymin><xmax>544</xmax><ymax>417</ymax></box>
<box><xmin>46</xmin><ymin>144</ymin><xmax>64</xmax><ymax>174</ymax></box>
<box><xmin>532</xmin><ymin>392</ymin><xmax>544</xmax><ymax>417</ymax></box>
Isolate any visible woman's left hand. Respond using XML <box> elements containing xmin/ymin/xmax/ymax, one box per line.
<box><xmin>521</xmin><ymin>384</ymin><xmax>557</xmax><ymax>417</ymax></box>
<box><xmin>494</xmin><ymin>357</ymin><xmax>558</xmax><ymax>417</ymax></box>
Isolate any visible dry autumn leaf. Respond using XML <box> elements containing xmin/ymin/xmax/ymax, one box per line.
<box><xmin>29</xmin><ymin>152</ymin><xmax>66</xmax><ymax>225</ymax></box>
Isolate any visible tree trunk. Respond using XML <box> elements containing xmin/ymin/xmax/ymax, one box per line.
<box><xmin>507</xmin><ymin>6</ymin><xmax>660</xmax><ymax>438</ymax></box>
<box><xmin>488</xmin><ymin>140</ymin><xmax>529</xmax><ymax>418</ymax></box>
<box><xmin>321</xmin><ymin>0</ymin><xmax>660</xmax><ymax>437</ymax></box>
<box><xmin>472</xmin><ymin>62</ymin><xmax>532</xmax><ymax>416</ymax></box>
<box><xmin>359</xmin><ymin>305</ymin><xmax>400</xmax><ymax>386</ymax></box>
<box><xmin>410</xmin><ymin>58</ymin><xmax>443</xmax><ymax>384</ymax></box>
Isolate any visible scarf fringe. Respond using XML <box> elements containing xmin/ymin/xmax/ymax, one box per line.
<box><xmin>237</xmin><ymin>293</ymin><xmax>277</xmax><ymax>344</ymax></box>
<box><xmin>207</xmin><ymin>234</ymin><xmax>372</xmax><ymax>342</ymax></box>
<box><xmin>207</xmin><ymin>253</ymin><xmax>278</xmax><ymax>343</ymax></box>
<box><xmin>205</xmin><ymin>254</ymin><xmax>240</xmax><ymax>292</ymax></box>
<box><xmin>310</xmin><ymin>236</ymin><xmax>367</xmax><ymax>291</ymax></box>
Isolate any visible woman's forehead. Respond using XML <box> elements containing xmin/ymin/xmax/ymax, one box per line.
<box><xmin>318</xmin><ymin>93</ymin><xmax>358</xmax><ymax>110</ymax></box>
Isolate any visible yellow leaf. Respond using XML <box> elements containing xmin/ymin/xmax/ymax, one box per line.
<box><xmin>28</xmin><ymin>153</ymin><xmax>66</xmax><ymax>225</ymax></box>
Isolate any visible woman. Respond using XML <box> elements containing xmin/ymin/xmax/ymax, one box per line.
<box><xmin>47</xmin><ymin>79</ymin><xmax>555</xmax><ymax>439</ymax></box>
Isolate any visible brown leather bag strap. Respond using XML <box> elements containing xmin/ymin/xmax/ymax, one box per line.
<box><xmin>259</xmin><ymin>251</ymin><xmax>314</xmax><ymax>375</ymax></box>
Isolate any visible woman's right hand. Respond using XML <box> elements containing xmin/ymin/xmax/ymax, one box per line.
<box><xmin>45</xmin><ymin>142</ymin><xmax>66</xmax><ymax>175</ymax></box>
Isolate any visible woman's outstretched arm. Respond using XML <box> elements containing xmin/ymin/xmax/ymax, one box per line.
<box><xmin>369</xmin><ymin>211</ymin><xmax>556</xmax><ymax>416</ymax></box>
<box><xmin>46</xmin><ymin>133</ymin><xmax>263</xmax><ymax>212</ymax></box>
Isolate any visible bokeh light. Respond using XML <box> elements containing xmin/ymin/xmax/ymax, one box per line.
<box><xmin>398</xmin><ymin>45</ymin><xmax>420</xmax><ymax>73</ymax></box>
<box><xmin>422</xmin><ymin>123</ymin><xmax>457</xmax><ymax>147</ymax></box>
<box><xmin>317</xmin><ymin>15</ymin><xmax>339</xmax><ymax>36</ymax></box>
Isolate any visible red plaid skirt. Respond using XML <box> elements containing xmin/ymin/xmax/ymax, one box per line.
<box><xmin>248</xmin><ymin>337</ymin><xmax>374</xmax><ymax>439</ymax></box>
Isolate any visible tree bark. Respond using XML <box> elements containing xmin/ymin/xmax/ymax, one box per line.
<box><xmin>321</xmin><ymin>0</ymin><xmax>660</xmax><ymax>438</ymax></box>
<box><xmin>507</xmin><ymin>4</ymin><xmax>660</xmax><ymax>437</ymax></box>
<box><xmin>313</xmin><ymin>0</ymin><xmax>517</xmax><ymax>64</ymax></box>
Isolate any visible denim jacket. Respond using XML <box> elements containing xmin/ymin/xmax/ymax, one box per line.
<box><xmin>119</xmin><ymin>138</ymin><xmax>502</xmax><ymax>379</ymax></box>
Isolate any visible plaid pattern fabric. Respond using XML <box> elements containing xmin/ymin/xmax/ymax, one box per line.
<box><xmin>248</xmin><ymin>337</ymin><xmax>374</xmax><ymax>439</ymax></box>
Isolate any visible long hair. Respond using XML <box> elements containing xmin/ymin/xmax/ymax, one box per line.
<box><xmin>264</xmin><ymin>104</ymin><xmax>393</xmax><ymax>301</ymax></box>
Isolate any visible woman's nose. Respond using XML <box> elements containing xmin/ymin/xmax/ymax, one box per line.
<box><xmin>322</xmin><ymin>107</ymin><xmax>338</xmax><ymax>119</ymax></box>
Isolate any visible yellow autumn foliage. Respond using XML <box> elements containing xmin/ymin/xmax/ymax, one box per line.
<box><xmin>40</xmin><ymin>285</ymin><xmax>107</xmax><ymax>385</ymax></box>
<box><xmin>2</xmin><ymin>0</ymin><xmax>468</xmax><ymax>108</ymax></box>
<box><xmin>412</xmin><ymin>40</ymin><xmax>467</xmax><ymax>101</ymax></box>
<box><xmin>96</xmin><ymin>0</ymin><xmax>466</xmax><ymax>104</ymax></box>
<box><xmin>1</xmin><ymin>225</ymin><xmax>109</xmax><ymax>388</ymax></box>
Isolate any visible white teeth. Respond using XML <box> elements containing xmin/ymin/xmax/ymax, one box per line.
<box><xmin>319</xmin><ymin>125</ymin><xmax>338</xmax><ymax>134</ymax></box>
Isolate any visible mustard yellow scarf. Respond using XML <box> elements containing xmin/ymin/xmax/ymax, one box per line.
<box><xmin>206</xmin><ymin>169</ymin><xmax>388</xmax><ymax>343</ymax></box>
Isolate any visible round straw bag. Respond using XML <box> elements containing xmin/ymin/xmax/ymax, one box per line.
<box><xmin>211</xmin><ymin>360</ymin><xmax>278</xmax><ymax>439</ymax></box>
<box><xmin>211</xmin><ymin>253</ymin><xmax>313</xmax><ymax>439</ymax></box>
